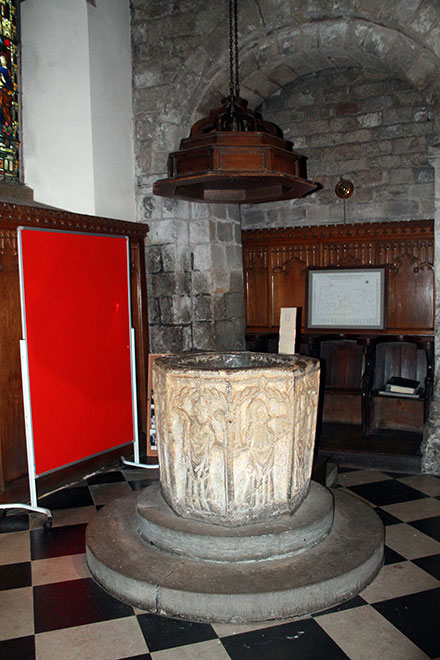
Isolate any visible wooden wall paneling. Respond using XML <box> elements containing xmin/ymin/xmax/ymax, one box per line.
<box><xmin>377</xmin><ymin>239</ymin><xmax>434</xmax><ymax>333</ymax></box>
<box><xmin>242</xmin><ymin>219</ymin><xmax>434</xmax><ymax>337</ymax></box>
<box><xmin>243</xmin><ymin>245</ymin><xmax>270</xmax><ymax>328</ymax></box>
<box><xmin>129</xmin><ymin>240</ymin><xmax>150</xmax><ymax>447</ymax></box>
<box><xmin>270</xmin><ymin>243</ymin><xmax>319</xmax><ymax>330</ymax></box>
<box><xmin>0</xmin><ymin>228</ymin><xmax>26</xmax><ymax>487</ymax></box>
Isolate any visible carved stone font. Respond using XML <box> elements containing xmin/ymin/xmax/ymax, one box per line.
<box><xmin>153</xmin><ymin>352</ymin><xmax>320</xmax><ymax>527</ymax></box>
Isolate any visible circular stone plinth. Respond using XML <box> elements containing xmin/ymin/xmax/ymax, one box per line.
<box><xmin>86</xmin><ymin>485</ymin><xmax>384</xmax><ymax>623</ymax></box>
<box><xmin>136</xmin><ymin>481</ymin><xmax>334</xmax><ymax>562</ymax></box>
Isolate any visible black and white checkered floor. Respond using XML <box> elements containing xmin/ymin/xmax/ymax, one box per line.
<box><xmin>1</xmin><ymin>465</ymin><xmax>440</xmax><ymax>659</ymax></box>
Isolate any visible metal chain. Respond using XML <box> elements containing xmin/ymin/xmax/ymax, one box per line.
<box><xmin>229</xmin><ymin>0</ymin><xmax>235</xmax><ymax>98</ymax></box>
<box><xmin>234</xmin><ymin>0</ymin><xmax>240</xmax><ymax>98</ymax></box>
<box><xmin>228</xmin><ymin>0</ymin><xmax>240</xmax><ymax>99</ymax></box>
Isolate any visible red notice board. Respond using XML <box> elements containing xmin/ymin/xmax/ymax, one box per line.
<box><xmin>18</xmin><ymin>228</ymin><xmax>135</xmax><ymax>476</ymax></box>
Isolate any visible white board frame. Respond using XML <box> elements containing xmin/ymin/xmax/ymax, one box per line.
<box><xmin>307</xmin><ymin>267</ymin><xmax>386</xmax><ymax>330</ymax></box>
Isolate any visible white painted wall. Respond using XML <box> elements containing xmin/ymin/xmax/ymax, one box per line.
<box><xmin>21</xmin><ymin>0</ymin><xmax>136</xmax><ymax>221</ymax></box>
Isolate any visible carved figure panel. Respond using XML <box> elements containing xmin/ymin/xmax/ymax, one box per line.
<box><xmin>153</xmin><ymin>352</ymin><xmax>320</xmax><ymax>527</ymax></box>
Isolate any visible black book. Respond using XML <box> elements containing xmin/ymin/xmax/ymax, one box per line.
<box><xmin>385</xmin><ymin>376</ymin><xmax>422</xmax><ymax>394</ymax></box>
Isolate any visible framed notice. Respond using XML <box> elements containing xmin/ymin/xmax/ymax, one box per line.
<box><xmin>307</xmin><ymin>267</ymin><xmax>386</xmax><ymax>330</ymax></box>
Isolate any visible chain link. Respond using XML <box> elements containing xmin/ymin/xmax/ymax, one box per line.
<box><xmin>228</xmin><ymin>0</ymin><xmax>240</xmax><ymax>99</ymax></box>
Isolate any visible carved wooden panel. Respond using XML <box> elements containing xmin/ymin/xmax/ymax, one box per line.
<box><xmin>243</xmin><ymin>220</ymin><xmax>434</xmax><ymax>336</ymax></box>
<box><xmin>270</xmin><ymin>244</ymin><xmax>319</xmax><ymax>328</ymax></box>
<box><xmin>243</xmin><ymin>245</ymin><xmax>270</xmax><ymax>328</ymax></box>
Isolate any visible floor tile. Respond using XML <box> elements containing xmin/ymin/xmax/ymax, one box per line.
<box><xmin>35</xmin><ymin>616</ymin><xmax>148</xmax><ymax>660</ymax></box>
<box><xmin>380</xmin><ymin>497</ymin><xmax>440</xmax><ymax>522</ymax></box>
<box><xmin>398</xmin><ymin>475</ymin><xmax>440</xmax><ymax>497</ymax></box>
<box><xmin>150</xmin><ymin>638</ymin><xmax>230</xmax><ymax>659</ymax></box>
<box><xmin>337</xmin><ymin>470</ymin><xmax>392</xmax><ymax>487</ymax></box>
<box><xmin>412</xmin><ymin>553</ymin><xmax>440</xmax><ymax>580</ymax></box>
<box><xmin>33</xmin><ymin>577</ymin><xmax>133</xmax><ymax>633</ymax></box>
<box><xmin>313</xmin><ymin>595</ymin><xmax>367</xmax><ymax>616</ymax></box>
<box><xmin>0</xmin><ymin>513</ymin><xmax>29</xmax><ymax>533</ymax></box>
<box><xmin>30</xmin><ymin>523</ymin><xmax>86</xmax><ymax>560</ymax></box>
<box><xmin>220</xmin><ymin>618</ymin><xmax>350</xmax><ymax>660</ymax></box>
<box><xmin>0</xmin><ymin>635</ymin><xmax>35</xmax><ymax>660</ymax></box>
<box><xmin>31</xmin><ymin>553</ymin><xmax>89</xmax><ymax>586</ymax></box>
<box><xmin>347</xmin><ymin>480</ymin><xmax>429</xmax><ymax>507</ymax></box>
<box><xmin>50</xmin><ymin>505</ymin><xmax>97</xmax><ymax>528</ymax></box>
<box><xmin>129</xmin><ymin>479</ymin><xmax>156</xmax><ymax>491</ymax></box>
<box><xmin>374</xmin><ymin>508</ymin><xmax>402</xmax><ymax>526</ymax></box>
<box><xmin>39</xmin><ymin>486</ymin><xmax>94</xmax><ymax>510</ymax></box>
<box><xmin>0</xmin><ymin>530</ymin><xmax>30</xmax><ymax>565</ymax></box>
<box><xmin>316</xmin><ymin>604</ymin><xmax>429</xmax><ymax>660</ymax></box>
<box><xmin>384</xmin><ymin>545</ymin><xmax>406</xmax><ymax>565</ymax></box>
<box><xmin>212</xmin><ymin>617</ymin><xmax>308</xmax><ymax>638</ymax></box>
<box><xmin>121</xmin><ymin>468</ymin><xmax>160</xmax><ymax>482</ymax></box>
<box><xmin>360</xmin><ymin>561</ymin><xmax>439</xmax><ymax>603</ymax></box>
<box><xmin>382</xmin><ymin>471</ymin><xmax>411</xmax><ymax>479</ymax></box>
<box><xmin>373</xmin><ymin>587</ymin><xmax>440</xmax><ymax>658</ymax></box>
<box><xmin>136</xmin><ymin>613</ymin><xmax>217</xmax><ymax>653</ymax></box>
<box><xmin>86</xmin><ymin>470</ymin><xmax>125</xmax><ymax>485</ymax></box>
<box><xmin>0</xmin><ymin>586</ymin><xmax>34</xmax><ymax>640</ymax></box>
<box><xmin>88</xmin><ymin>481</ymin><xmax>132</xmax><ymax>506</ymax></box>
<box><xmin>409</xmin><ymin>514</ymin><xmax>440</xmax><ymax>542</ymax></box>
<box><xmin>0</xmin><ymin>561</ymin><xmax>32</xmax><ymax>590</ymax></box>
<box><xmin>384</xmin><ymin>522</ymin><xmax>440</xmax><ymax>559</ymax></box>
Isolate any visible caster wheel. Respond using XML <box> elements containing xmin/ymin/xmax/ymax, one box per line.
<box><xmin>43</xmin><ymin>518</ymin><xmax>53</xmax><ymax>530</ymax></box>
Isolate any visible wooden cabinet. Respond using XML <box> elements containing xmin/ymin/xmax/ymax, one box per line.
<box><xmin>0</xmin><ymin>203</ymin><xmax>149</xmax><ymax>503</ymax></box>
<box><xmin>242</xmin><ymin>219</ymin><xmax>434</xmax><ymax>337</ymax></box>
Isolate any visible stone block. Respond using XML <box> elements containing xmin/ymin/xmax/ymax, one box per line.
<box><xmin>213</xmin><ymin>295</ymin><xmax>226</xmax><ymax>321</ymax></box>
<box><xmin>389</xmin><ymin>168</ymin><xmax>415</xmax><ymax>185</ymax></box>
<box><xmin>192</xmin><ymin>271</ymin><xmax>213</xmax><ymax>295</ymax></box>
<box><xmin>160</xmin><ymin>297</ymin><xmax>173</xmax><ymax>324</ymax></box>
<box><xmin>229</xmin><ymin>270</ymin><xmax>245</xmax><ymax>294</ymax></box>
<box><xmin>211</xmin><ymin>244</ymin><xmax>227</xmax><ymax>271</ymax></box>
<box><xmin>194</xmin><ymin>294</ymin><xmax>212</xmax><ymax>321</ymax></box>
<box><xmin>225</xmin><ymin>292</ymin><xmax>245</xmax><ymax>320</ymax></box>
<box><xmin>145</xmin><ymin>245</ymin><xmax>162</xmax><ymax>274</ymax></box>
<box><xmin>189</xmin><ymin>217</ymin><xmax>211</xmax><ymax>244</ymax></box>
<box><xmin>192</xmin><ymin>244</ymin><xmax>212</xmax><ymax>271</ymax></box>
<box><xmin>150</xmin><ymin>272</ymin><xmax>177</xmax><ymax>297</ymax></box>
<box><xmin>161</xmin><ymin>197</ymin><xmax>191</xmax><ymax>220</ymax></box>
<box><xmin>214</xmin><ymin>319</ymin><xmax>246</xmax><ymax>351</ymax></box>
<box><xmin>150</xmin><ymin>325</ymin><xmax>186</xmax><ymax>354</ymax></box>
<box><xmin>192</xmin><ymin>321</ymin><xmax>216</xmax><ymax>350</ymax></box>
<box><xmin>148</xmin><ymin>297</ymin><xmax>160</xmax><ymax>325</ymax></box>
<box><xmin>217</xmin><ymin>221</ymin><xmax>233</xmax><ymax>242</ymax></box>
<box><xmin>148</xmin><ymin>220</ymin><xmax>178</xmax><ymax>245</ymax></box>
<box><xmin>172</xmin><ymin>296</ymin><xmax>192</xmax><ymax>325</ymax></box>
<box><xmin>415</xmin><ymin>166</ymin><xmax>434</xmax><ymax>183</ymax></box>
<box><xmin>176</xmin><ymin>271</ymin><xmax>192</xmax><ymax>296</ymax></box>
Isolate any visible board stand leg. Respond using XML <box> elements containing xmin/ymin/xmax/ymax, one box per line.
<box><xmin>0</xmin><ymin>503</ymin><xmax>53</xmax><ymax>528</ymax></box>
<box><xmin>123</xmin><ymin>329</ymin><xmax>159</xmax><ymax>470</ymax></box>
<box><xmin>3</xmin><ymin>339</ymin><xmax>54</xmax><ymax>529</ymax></box>
<box><xmin>120</xmin><ymin>456</ymin><xmax>159</xmax><ymax>470</ymax></box>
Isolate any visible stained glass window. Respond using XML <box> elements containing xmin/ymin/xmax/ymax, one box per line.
<box><xmin>0</xmin><ymin>0</ymin><xmax>19</xmax><ymax>181</ymax></box>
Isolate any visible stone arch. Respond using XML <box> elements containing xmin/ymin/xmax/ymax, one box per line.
<box><xmin>178</xmin><ymin>18</ymin><xmax>440</xmax><ymax>135</ymax></box>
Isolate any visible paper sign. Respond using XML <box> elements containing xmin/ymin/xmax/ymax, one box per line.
<box><xmin>278</xmin><ymin>307</ymin><xmax>297</xmax><ymax>354</ymax></box>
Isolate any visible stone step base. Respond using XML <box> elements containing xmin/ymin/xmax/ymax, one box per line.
<box><xmin>86</xmin><ymin>485</ymin><xmax>384</xmax><ymax>623</ymax></box>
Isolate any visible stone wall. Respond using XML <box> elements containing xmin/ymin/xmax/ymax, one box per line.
<box><xmin>241</xmin><ymin>68</ymin><xmax>435</xmax><ymax>230</ymax></box>
<box><xmin>140</xmin><ymin>191</ymin><xmax>245</xmax><ymax>353</ymax></box>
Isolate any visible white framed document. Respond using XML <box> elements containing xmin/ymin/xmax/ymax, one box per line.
<box><xmin>307</xmin><ymin>267</ymin><xmax>386</xmax><ymax>330</ymax></box>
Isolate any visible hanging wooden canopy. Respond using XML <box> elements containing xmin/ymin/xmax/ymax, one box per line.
<box><xmin>153</xmin><ymin>96</ymin><xmax>321</xmax><ymax>204</ymax></box>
